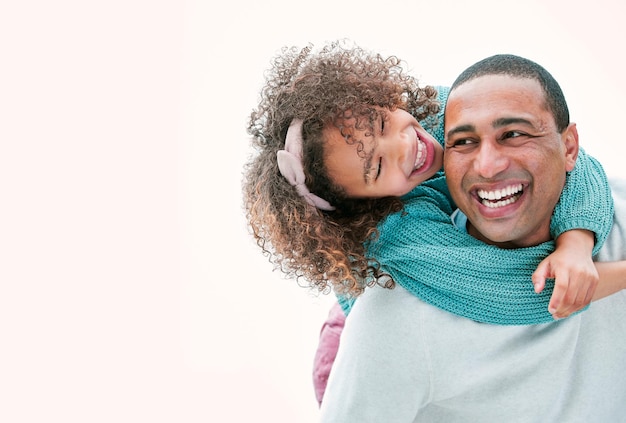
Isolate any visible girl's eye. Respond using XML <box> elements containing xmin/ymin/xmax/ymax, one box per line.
<box><xmin>380</xmin><ymin>119</ymin><xmax>385</xmax><ymax>134</ymax></box>
<box><xmin>375</xmin><ymin>157</ymin><xmax>382</xmax><ymax>180</ymax></box>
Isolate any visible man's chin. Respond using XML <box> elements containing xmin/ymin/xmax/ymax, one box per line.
<box><xmin>467</xmin><ymin>224</ymin><xmax>518</xmax><ymax>248</ymax></box>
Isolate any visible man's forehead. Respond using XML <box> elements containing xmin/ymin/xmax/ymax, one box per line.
<box><xmin>449</xmin><ymin>75</ymin><xmax>543</xmax><ymax>102</ymax></box>
<box><xmin>445</xmin><ymin>76</ymin><xmax>554</xmax><ymax>132</ymax></box>
<box><xmin>446</xmin><ymin>76</ymin><xmax>549</xmax><ymax>116</ymax></box>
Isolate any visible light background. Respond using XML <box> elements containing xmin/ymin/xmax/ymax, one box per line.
<box><xmin>1</xmin><ymin>0</ymin><xmax>625</xmax><ymax>422</ymax></box>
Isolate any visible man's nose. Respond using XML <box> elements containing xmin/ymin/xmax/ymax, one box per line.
<box><xmin>473</xmin><ymin>140</ymin><xmax>509</xmax><ymax>178</ymax></box>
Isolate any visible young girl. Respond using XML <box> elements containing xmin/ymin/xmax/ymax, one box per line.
<box><xmin>243</xmin><ymin>40</ymin><xmax>613</xmax><ymax>319</ymax></box>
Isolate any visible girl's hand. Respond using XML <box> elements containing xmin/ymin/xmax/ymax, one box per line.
<box><xmin>532</xmin><ymin>230</ymin><xmax>598</xmax><ymax>319</ymax></box>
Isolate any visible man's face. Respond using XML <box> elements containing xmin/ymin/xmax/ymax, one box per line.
<box><xmin>443</xmin><ymin>75</ymin><xmax>578</xmax><ymax>248</ymax></box>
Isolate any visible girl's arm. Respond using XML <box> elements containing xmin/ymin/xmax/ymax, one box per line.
<box><xmin>531</xmin><ymin>149</ymin><xmax>614</xmax><ymax>318</ymax></box>
<box><xmin>592</xmin><ymin>261</ymin><xmax>626</xmax><ymax>300</ymax></box>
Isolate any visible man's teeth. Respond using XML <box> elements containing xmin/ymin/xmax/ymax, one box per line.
<box><xmin>413</xmin><ymin>139</ymin><xmax>426</xmax><ymax>170</ymax></box>
<box><xmin>478</xmin><ymin>184</ymin><xmax>523</xmax><ymax>200</ymax></box>
<box><xmin>477</xmin><ymin>184</ymin><xmax>523</xmax><ymax>208</ymax></box>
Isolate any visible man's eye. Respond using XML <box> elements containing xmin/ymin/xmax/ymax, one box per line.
<box><xmin>503</xmin><ymin>130</ymin><xmax>523</xmax><ymax>139</ymax></box>
<box><xmin>451</xmin><ymin>138</ymin><xmax>475</xmax><ymax>147</ymax></box>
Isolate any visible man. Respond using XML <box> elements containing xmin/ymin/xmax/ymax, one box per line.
<box><xmin>319</xmin><ymin>55</ymin><xmax>626</xmax><ymax>422</ymax></box>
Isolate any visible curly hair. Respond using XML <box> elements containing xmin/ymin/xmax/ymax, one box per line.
<box><xmin>243</xmin><ymin>40</ymin><xmax>441</xmax><ymax>299</ymax></box>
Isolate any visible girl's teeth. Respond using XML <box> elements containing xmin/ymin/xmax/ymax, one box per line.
<box><xmin>414</xmin><ymin>139</ymin><xmax>425</xmax><ymax>170</ymax></box>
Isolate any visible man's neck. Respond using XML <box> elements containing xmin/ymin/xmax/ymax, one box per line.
<box><xmin>466</xmin><ymin>221</ymin><xmax>551</xmax><ymax>249</ymax></box>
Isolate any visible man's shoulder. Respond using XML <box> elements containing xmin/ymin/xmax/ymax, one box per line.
<box><xmin>351</xmin><ymin>283</ymin><xmax>427</xmax><ymax>321</ymax></box>
<box><xmin>597</xmin><ymin>178</ymin><xmax>626</xmax><ymax>261</ymax></box>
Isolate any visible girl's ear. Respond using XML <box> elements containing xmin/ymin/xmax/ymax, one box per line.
<box><xmin>562</xmin><ymin>123</ymin><xmax>579</xmax><ymax>172</ymax></box>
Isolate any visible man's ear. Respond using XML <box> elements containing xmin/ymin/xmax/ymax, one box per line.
<box><xmin>563</xmin><ymin>123</ymin><xmax>579</xmax><ymax>172</ymax></box>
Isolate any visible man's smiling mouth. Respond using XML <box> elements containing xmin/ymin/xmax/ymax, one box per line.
<box><xmin>477</xmin><ymin>183</ymin><xmax>524</xmax><ymax>208</ymax></box>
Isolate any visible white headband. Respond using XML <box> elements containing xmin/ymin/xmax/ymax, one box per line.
<box><xmin>276</xmin><ymin>119</ymin><xmax>335</xmax><ymax>211</ymax></box>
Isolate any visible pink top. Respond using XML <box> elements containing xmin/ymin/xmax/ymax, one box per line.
<box><xmin>312</xmin><ymin>301</ymin><xmax>346</xmax><ymax>406</ymax></box>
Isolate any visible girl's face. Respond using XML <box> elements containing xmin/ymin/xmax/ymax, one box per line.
<box><xmin>324</xmin><ymin>108</ymin><xmax>443</xmax><ymax>198</ymax></box>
